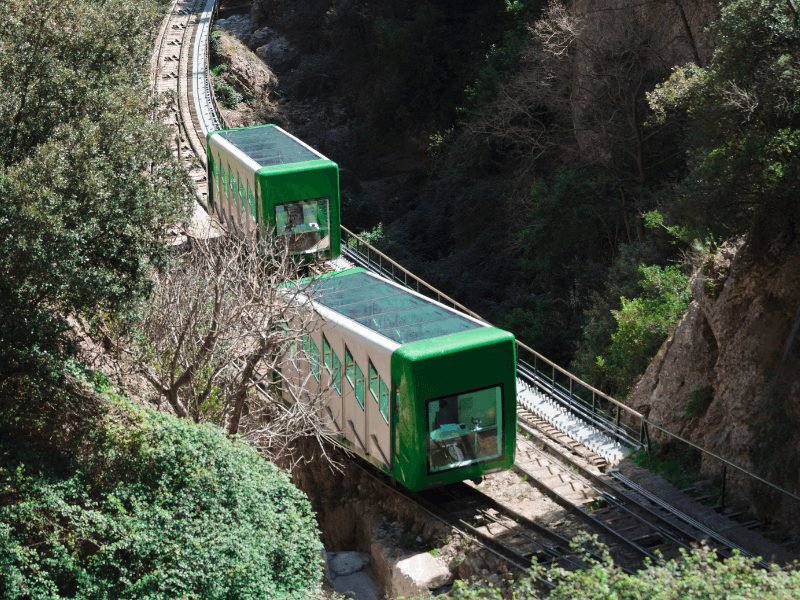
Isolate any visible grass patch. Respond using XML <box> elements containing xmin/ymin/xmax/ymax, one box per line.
<box><xmin>632</xmin><ymin>441</ymin><xmax>702</xmax><ymax>491</ymax></box>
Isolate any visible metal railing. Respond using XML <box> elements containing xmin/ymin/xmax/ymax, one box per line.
<box><xmin>341</xmin><ymin>225</ymin><xmax>643</xmax><ymax>446</ymax></box>
<box><xmin>342</xmin><ymin>226</ymin><xmax>482</xmax><ymax>321</ymax></box>
<box><xmin>341</xmin><ymin>225</ymin><xmax>800</xmax><ymax>517</ymax></box>
<box><xmin>191</xmin><ymin>0</ymin><xmax>800</xmax><ymax>519</ymax></box>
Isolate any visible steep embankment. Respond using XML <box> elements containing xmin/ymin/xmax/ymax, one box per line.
<box><xmin>629</xmin><ymin>232</ymin><xmax>800</xmax><ymax>529</ymax></box>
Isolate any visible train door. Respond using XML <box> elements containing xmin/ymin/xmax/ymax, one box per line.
<box><xmin>343</xmin><ymin>345</ymin><xmax>368</xmax><ymax>454</ymax></box>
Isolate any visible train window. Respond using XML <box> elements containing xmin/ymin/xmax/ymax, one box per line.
<box><xmin>323</xmin><ymin>336</ymin><xmax>332</xmax><ymax>371</ymax></box>
<box><xmin>228</xmin><ymin>165</ymin><xmax>234</xmax><ymax>201</ymax></box>
<box><xmin>368</xmin><ymin>361</ymin><xmax>379</xmax><ymax>401</ymax></box>
<box><xmin>379</xmin><ymin>380</ymin><xmax>389</xmax><ymax>423</ymax></box>
<box><xmin>355</xmin><ymin>364</ymin><xmax>365</xmax><ymax>409</ymax></box>
<box><xmin>345</xmin><ymin>347</ymin><xmax>355</xmax><ymax>387</ymax></box>
<box><xmin>427</xmin><ymin>385</ymin><xmax>503</xmax><ymax>473</ymax></box>
<box><xmin>283</xmin><ymin>324</ymin><xmax>297</xmax><ymax>367</ymax></box>
<box><xmin>238</xmin><ymin>177</ymin><xmax>245</xmax><ymax>212</ymax></box>
<box><xmin>247</xmin><ymin>181</ymin><xmax>255</xmax><ymax>215</ymax></box>
<box><xmin>274</xmin><ymin>198</ymin><xmax>330</xmax><ymax>254</ymax></box>
<box><xmin>309</xmin><ymin>338</ymin><xmax>320</xmax><ymax>381</ymax></box>
<box><xmin>332</xmin><ymin>351</ymin><xmax>342</xmax><ymax>395</ymax></box>
<box><xmin>213</xmin><ymin>155</ymin><xmax>221</xmax><ymax>194</ymax></box>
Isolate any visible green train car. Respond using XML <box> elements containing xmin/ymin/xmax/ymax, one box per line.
<box><xmin>206</xmin><ymin>124</ymin><xmax>341</xmax><ymax>258</ymax></box>
<box><xmin>284</xmin><ymin>267</ymin><xmax>517</xmax><ymax>491</ymax></box>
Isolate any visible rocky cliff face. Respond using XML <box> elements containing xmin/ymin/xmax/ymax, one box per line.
<box><xmin>629</xmin><ymin>231</ymin><xmax>800</xmax><ymax>530</ymax></box>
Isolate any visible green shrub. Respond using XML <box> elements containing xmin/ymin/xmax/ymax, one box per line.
<box><xmin>449</xmin><ymin>542</ymin><xmax>800</xmax><ymax>598</ymax></box>
<box><xmin>214</xmin><ymin>79</ymin><xmax>243</xmax><ymax>108</ymax></box>
<box><xmin>597</xmin><ymin>264</ymin><xmax>690</xmax><ymax>395</ymax></box>
<box><xmin>0</xmin><ymin>399</ymin><xmax>323</xmax><ymax>598</ymax></box>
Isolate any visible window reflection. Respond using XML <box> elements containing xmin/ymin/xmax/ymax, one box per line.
<box><xmin>275</xmin><ymin>198</ymin><xmax>330</xmax><ymax>254</ymax></box>
<box><xmin>427</xmin><ymin>386</ymin><xmax>503</xmax><ymax>472</ymax></box>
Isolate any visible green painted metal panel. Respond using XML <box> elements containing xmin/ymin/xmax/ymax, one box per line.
<box><xmin>390</xmin><ymin>327</ymin><xmax>517</xmax><ymax>491</ymax></box>
<box><xmin>257</xmin><ymin>161</ymin><xmax>340</xmax><ymax>259</ymax></box>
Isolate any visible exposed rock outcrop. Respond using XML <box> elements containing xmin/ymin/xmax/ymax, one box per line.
<box><xmin>629</xmin><ymin>233</ymin><xmax>800</xmax><ymax>531</ymax></box>
<box><xmin>211</xmin><ymin>25</ymin><xmax>279</xmax><ymax>126</ymax></box>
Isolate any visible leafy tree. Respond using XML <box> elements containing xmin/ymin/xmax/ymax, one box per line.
<box><xmin>648</xmin><ymin>0</ymin><xmax>800</xmax><ymax>239</ymax></box>
<box><xmin>0</xmin><ymin>385</ymin><xmax>323</xmax><ymax>598</ymax></box>
<box><xmin>597</xmin><ymin>264</ymin><xmax>690</xmax><ymax>395</ymax></box>
<box><xmin>0</xmin><ymin>0</ymin><xmax>167</xmax><ymax>165</ymax></box>
<box><xmin>500</xmin><ymin>169</ymin><xmax>628</xmax><ymax>361</ymax></box>
<box><xmin>0</xmin><ymin>0</ymin><xmax>191</xmax><ymax>383</ymax></box>
<box><xmin>570</xmin><ymin>239</ymin><xmax>668</xmax><ymax>388</ymax></box>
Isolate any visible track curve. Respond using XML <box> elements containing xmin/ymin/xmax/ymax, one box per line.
<box><xmin>151</xmin><ymin>0</ymin><xmax>223</xmax><ymax>222</ymax></box>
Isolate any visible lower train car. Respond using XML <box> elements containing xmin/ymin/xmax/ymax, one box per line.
<box><xmin>283</xmin><ymin>267</ymin><xmax>517</xmax><ymax>492</ymax></box>
<box><xmin>206</xmin><ymin>124</ymin><xmax>341</xmax><ymax>258</ymax></box>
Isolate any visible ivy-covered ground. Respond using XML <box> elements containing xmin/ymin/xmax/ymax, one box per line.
<box><xmin>0</xmin><ymin>375</ymin><xmax>323</xmax><ymax>599</ymax></box>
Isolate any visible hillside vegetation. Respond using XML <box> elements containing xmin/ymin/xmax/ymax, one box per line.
<box><xmin>450</xmin><ymin>540</ymin><xmax>800</xmax><ymax>598</ymax></box>
<box><xmin>0</xmin><ymin>0</ymin><xmax>324</xmax><ymax>596</ymax></box>
<box><xmin>0</xmin><ymin>376</ymin><xmax>322</xmax><ymax>598</ymax></box>
<box><xmin>251</xmin><ymin>0</ymin><xmax>798</xmax><ymax>397</ymax></box>
<box><xmin>1</xmin><ymin>0</ymin><xmax>798</xmax><ymax>594</ymax></box>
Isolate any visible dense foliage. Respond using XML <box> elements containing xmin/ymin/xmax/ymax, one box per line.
<box><xmin>0</xmin><ymin>1</ymin><xmax>324</xmax><ymax>597</ymax></box>
<box><xmin>371</xmin><ymin>0</ymin><xmax>690</xmax><ymax>387</ymax></box>
<box><xmin>648</xmin><ymin>0</ymin><xmax>800</xmax><ymax>240</ymax></box>
<box><xmin>370</xmin><ymin>0</ymin><xmax>797</xmax><ymax>395</ymax></box>
<box><xmin>596</xmin><ymin>265</ymin><xmax>690</xmax><ymax>394</ymax></box>
<box><xmin>0</xmin><ymin>0</ymin><xmax>190</xmax><ymax>382</ymax></box>
<box><xmin>240</xmin><ymin>0</ymin><xmax>799</xmax><ymax>397</ymax></box>
<box><xmin>0</xmin><ymin>386</ymin><xmax>323</xmax><ymax>598</ymax></box>
<box><xmin>449</xmin><ymin>543</ymin><xmax>800</xmax><ymax>598</ymax></box>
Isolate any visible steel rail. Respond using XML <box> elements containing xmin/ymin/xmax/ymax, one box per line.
<box><xmin>341</xmin><ymin>228</ymin><xmax>800</xmax><ymax>512</ymax></box>
<box><xmin>520</xmin><ymin>424</ymin><xmax>702</xmax><ymax>557</ymax></box>
<box><xmin>519</xmin><ymin>413</ymin><xmax>772</xmax><ymax>568</ymax></box>
<box><xmin>509</xmin><ymin>461</ymin><xmax>657</xmax><ymax>565</ymax></box>
<box><xmin>169</xmin><ymin>0</ymin><xmax>800</xmax><ymax>553</ymax></box>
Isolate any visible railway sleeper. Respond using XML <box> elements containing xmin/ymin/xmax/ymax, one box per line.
<box><xmin>631</xmin><ymin>533</ymin><xmax>666</xmax><ymax>549</ymax></box>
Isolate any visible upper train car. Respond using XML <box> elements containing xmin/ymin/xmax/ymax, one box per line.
<box><xmin>206</xmin><ymin>124</ymin><xmax>341</xmax><ymax>258</ymax></box>
<box><xmin>284</xmin><ymin>267</ymin><xmax>517</xmax><ymax>492</ymax></box>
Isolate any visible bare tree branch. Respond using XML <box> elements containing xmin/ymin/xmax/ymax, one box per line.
<box><xmin>111</xmin><ymin>234</ymin><xmax>338</xmax><ymax>467</ymax></box>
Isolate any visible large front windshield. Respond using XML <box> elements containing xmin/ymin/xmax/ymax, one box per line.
<box><xmin>275</xmin><ymin>198</ymin><xmax>330</xmax><ymax>254</ymax></box>
<box><xmin>427</xmin><ymin>385</ymin><xmax>503</xmax><ymax>473</ymax></box>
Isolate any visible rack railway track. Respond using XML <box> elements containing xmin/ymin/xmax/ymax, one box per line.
<box><xmin>151</xmin><ymin>0</ymin><xmax>222</xmax><ymax>215</ymax></box>
<box><xmin>149</xmin><ymin>0</ymin><xmax>792</xmax><ymax>580</ymax></box>
<box><xmin>514</xmin><ymin>414</ymin><xmax>768</xmax><ymax>569</ymax></box>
